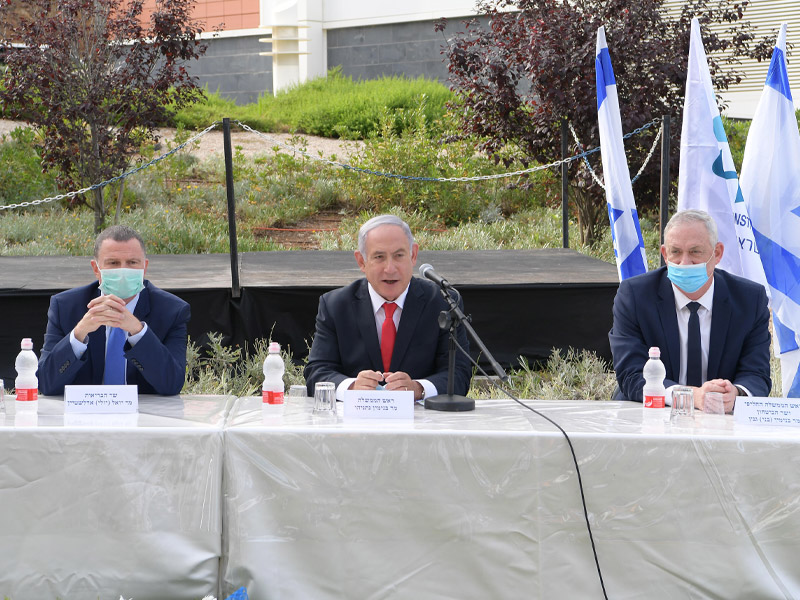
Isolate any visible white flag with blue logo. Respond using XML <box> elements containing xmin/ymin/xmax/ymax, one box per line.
<box><xmin>740</xmin><ymin>23</ymin><xmax>800</xmax><ymax>397</ymax></box>
<box><xmin>596</xmin><ymin>26</ymin><xmax>647</xmax><ymax>281</ymax></box>
<box><xmin>678</xmin><ymin>18</ymin><xmax>767</xmax><ymax>289</ymax></box>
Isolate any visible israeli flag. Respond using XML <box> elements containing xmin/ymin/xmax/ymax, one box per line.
<box><xmin>740</xmin><ymin>24</ymin><xmax>800</xmax><ymax>397</ymax></box>
<box><xmin>596</xmin><ymin>26</ymin><xmax>647</xmax><ymax>281</ymax></box>
<box><xmin>678</xmin><ymin>18</ymin><xmax>767</xmax><ymax>290</ymax></box>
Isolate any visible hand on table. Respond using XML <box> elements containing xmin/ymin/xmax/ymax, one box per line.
<box><xmin>693</xmin><ymin>379</ymin><xmax>737</xmax><ymax>414</ymax></box>
<box><xmin>351</xmin><ymin>370</ymin><xmax>424</xmax><ymax>400</ymax></box>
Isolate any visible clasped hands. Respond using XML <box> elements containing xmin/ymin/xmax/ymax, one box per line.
<box><xmin>692</xmin><ymin>378</ymin><xmax>738</xmax><ymax>414</ymax></box>
<box><xmin>351</xmin><ymin>370</ymin><xmax>424</xmax><ymax>400</ymax></box>
<box><xmin>73</xmin><ymin>294</ymin><xmax>143</xmax><ymax>342</ymax></box>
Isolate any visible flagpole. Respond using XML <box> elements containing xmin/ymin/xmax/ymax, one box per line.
<box><xmin>659</xmin><ymin>114</ymin><xmax>670</xmax><ymax>266</ymax></box>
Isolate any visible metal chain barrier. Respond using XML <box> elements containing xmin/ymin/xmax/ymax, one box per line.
<box><xmin>569</xmin><ymin>119</ymin><xmax>663</xmax><ymax>188</ymax></box>
<box><xmin>0</xmin><ymin>122</ymin><xmax>220</xmax><ymax>211</ymax></box>
<box><xmin>0</xmin><ymin>117</ymin><xmax>661</xmax><ymax>211</ymax></box>
<box><xmin>235</xmin><ymin>119</ymin><xmax>661</xmax><ymax>183</ymax></box>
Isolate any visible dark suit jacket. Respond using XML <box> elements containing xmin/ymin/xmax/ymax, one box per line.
<box><xmin>304</xmin><ymin>277</ymin><xmax>472</xmax><ymax>396</ymax></box>
<box><xmin>38</xmin><ymin>280</ymin><xmax>190</xmax><ymax>396</ymax></box>
<box><xmin>609</xmin><ymin>266</ymin><xmax>771</xmax><ymax>401</ymax></box>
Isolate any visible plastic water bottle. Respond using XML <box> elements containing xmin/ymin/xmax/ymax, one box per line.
<box><xmin>642</xmin><ymin>347</ymin><xmax>666</xmax><ymax>409</ymax></box>
<box><xmin>262</xmin><ymin>342</ymin><xmax>285</xmax><ymax>405</ymax></box>
<box><xmin>15</xmin><ymin>338</ymin><xmax>39</xmax><ymax>414</ymax></box>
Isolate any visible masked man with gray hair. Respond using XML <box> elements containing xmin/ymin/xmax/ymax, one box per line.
<box><xmin>39</xmin><ymin>225</ymin><xmax>190</xmax><ymax>396</ymax></box>
<box><xmin>609</xmin><ymin>209</ymin><xmax>771</xmax><ymax>412</ymax></box>
<box><xmin>304</xmin><ymin>214</ymin><xmax>472</xmax><ymax>400</ymax></box>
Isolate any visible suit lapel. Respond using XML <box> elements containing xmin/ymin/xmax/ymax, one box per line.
<box><xmin>656</xmin><ymin>270</ymin><xmax>681</xmax><ymax>380</ymax></box>
<box><xmin>355</xmin><ymin>280</ymin><xmax>383</xmax><ymax>371</ymax></box>
<box><xmin>391</xmin><ymin>278</ymin><xmax>426</xmax><ymax>371</ymax></box>
<box><xmin>134</xmin><ymin>283</ymin><xmax>151</xmax><ymax>321</ymax></box>
<box><xmin>708</xmin><ymin>273</ymin><xmax>730</xmax><ymax>379</ymax></box>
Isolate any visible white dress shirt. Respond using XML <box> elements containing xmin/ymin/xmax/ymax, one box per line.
<box><xmin>667</xmin><ymin>278</ymin><xmax>750</xmax><ymax>403</ymax></box>
<box><xmin>672</xmin><ymin>281</ymin><xmax>714</xmax><ymax>387</ymax></box>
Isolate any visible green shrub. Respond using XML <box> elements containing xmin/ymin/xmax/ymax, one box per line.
<box><xmin>173</xmin><ymin>68</ymin><xmax>453</xmax><ymax>139</ymax></box>
<box><xmin>469</xmin><ymin>348</ymin><xmax>617</xmax><ymax>401</ymax></box>
<box><xmin>723</xmin><ymin>116</ymin><xmax>750</xmax><ymax>173</ymax></box>
<box><xmin>183</xmin><ymin>332</ymin><xmax>306</xmax><ymax>396</ymax></box>
<box><xmin>0</xmin><ymin>126</ymin><xmax>60</xmax><ymax>207</ymax></box>
<box><xmin>334</xmin><ymin>100</ymin><xmax>555</xmax><ymax>222</ymax></box>
<box><xmin>172</xmin><ymin>88</ymin><xmax>279</xmax><ymax>132</ymax></box>
<box><xmin>182</xmin><ymin>334</ymin><xmax>623</xmax><ymax>401</ymax></box>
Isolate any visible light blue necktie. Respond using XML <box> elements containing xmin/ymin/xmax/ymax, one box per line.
<box><xmin>103</xmin><ymin>326</ymin><xmax>127</xmax><ymax>385</ymax></box>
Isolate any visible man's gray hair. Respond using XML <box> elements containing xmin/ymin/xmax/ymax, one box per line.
<box><xmin>357</xmin><ymin>214</ymin><xmax>415</xmax><ymax>255</ymax></box>
<box><xmin>94</xmin><ymin>225</ymin><xmax>146</xmax><ymax>258</ymax></box>
<box><xmin>664</xmin><ymin>209</ymin><xmax>718</xmax><ymax>247</ymax></box>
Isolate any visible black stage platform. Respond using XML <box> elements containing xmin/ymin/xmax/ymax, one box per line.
<box><xmin>0</xmin><ymin>249</ymin><xmax>620</xmax><ymax>383</ymax></box>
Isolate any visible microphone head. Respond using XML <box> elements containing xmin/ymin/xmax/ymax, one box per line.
<box><xmin>418</xmin><ymin>263</ymin><xmax>433</xmax><ymax>277</ymax></box>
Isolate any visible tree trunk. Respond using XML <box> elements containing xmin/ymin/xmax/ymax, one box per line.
<box><xmin>92</xmin><ymin>187</ymin><xmax>105</xmax><ymax>234</ymax></box>
<box><xmin>573</xmin><ymin>185</ymin><xmax>605</xmax><ymax>246</ymax></box>
<box><xmin>89</xmin><ymin>123</ymin><xmax>105</xmax><ymax>234</ymax></box>
<box><xmin>114</xmin><ymin>179</ymin><xmax>125</xmax><ymax>225</ymax></box>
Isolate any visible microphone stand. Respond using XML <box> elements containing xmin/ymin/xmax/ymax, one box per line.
<box><xmin>425</xmin><ymin>286</ymin><xmax>508</xmax><ymax>412</ymax></box>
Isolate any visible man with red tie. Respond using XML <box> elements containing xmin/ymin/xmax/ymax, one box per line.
<box><xmin>304</xmin><ymin>215</ymin><xmax>472</xmax><ymax>400</ymax></box>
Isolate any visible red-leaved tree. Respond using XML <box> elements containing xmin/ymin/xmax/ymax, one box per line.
<box><xmin>0</xmin><ymin>0</ymin><xmax>208</xmax><ymax>232</ymax></box>
<box><xmin>438</xmin><ymin>0</ymin><xmax>773</xmax><ymax>244</ymax></box>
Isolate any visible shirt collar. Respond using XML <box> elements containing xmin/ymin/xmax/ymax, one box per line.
<box><xmin>671</xmin><ymin>278</ymin><xmax>714</xmax><ymax>312</ymax></box>
<box><xmin>367</xmin><ymin>281</ymin><xmax>410</xmax><ymax>315</ymax></box>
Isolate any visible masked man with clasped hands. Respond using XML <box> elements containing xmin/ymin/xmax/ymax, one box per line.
<box><xmin>38</xmin><ymin>225</ymin><xmax>190</xmax><ymax>396</ymax></box>
<box><xmin>609</xmin><ymin>209</ymin><xmax>771</xmax><ymax>413</ymax></box>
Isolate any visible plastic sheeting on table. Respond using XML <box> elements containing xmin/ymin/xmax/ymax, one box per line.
<box><xmin>222</xmin><ymin>397</ymin><xmax>800</xmax><ymax>599</ymax></box>
<box><xmin>0</xmin><ymin>394</ymin><xmax>232</xmax><ymax>600</ymax></box>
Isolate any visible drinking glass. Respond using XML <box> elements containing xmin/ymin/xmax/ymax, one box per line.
<box><xmin>704</xmin><ymin>391</ymin><xmax>725</xmax><ymax>415</ymax></box>
<box><xmin>313</xmin><ymin>382</ymin><xmax>337</xmax><ymax>415</ymax></box>
<box><xmin>671</xmin><ymin>386</ymin><xmax>694</xmax><ymax>421</ymax></box>
<box><xmin>288</xmin><ymin>385</ymin><xmax>307</xmax><ymax>399</ymax></box>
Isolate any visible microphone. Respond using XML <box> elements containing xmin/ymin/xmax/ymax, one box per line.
<box><xmin>418</xmin><ymin>263</ymin><xmax>452</xmax><ymax>289</ymax></box>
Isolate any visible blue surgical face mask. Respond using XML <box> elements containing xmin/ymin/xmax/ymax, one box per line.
<box><xmin>99</xmin><ymin>268</ymin><xmax>144</xmax><ymax>299</ymax></box>
<box><xmin>666</xmin><ymin>255</ymin><xmax>713</xmax><ymax>294</ymax></box>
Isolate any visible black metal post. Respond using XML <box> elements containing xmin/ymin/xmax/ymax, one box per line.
<box><xmin>659</xmin><ymin>114</ymin><xmax>671</xmax><ymax>267</ymax></box>
<box><xmin>561</xmin><ymin>120</ymin><xmax>569</xmax><ymax>249</ymax></box>
<box><xmin>223</xmin><ymin>118</ymin><xmax>241</xmax><ymax>298</ymax></box>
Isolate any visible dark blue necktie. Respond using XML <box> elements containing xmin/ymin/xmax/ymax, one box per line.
<box><xmin>686</xmin><ymin>302</ymin><xmax>702</xmax><ymax>387</ymax></box>
<box><xmin>104</xmin><ymin>326</ymin><xmax>127</xmax><ymax>385</ymax></box>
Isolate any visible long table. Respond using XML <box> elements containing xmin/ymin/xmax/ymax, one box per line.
<box><xmin>0</xmin><ymin>394</ymin><xmax>232</xmax><ymax>600</ymax></box>
<box><xmin>222</xmin><ymin>397</ymin><xmax>800</xmax><ymax>599</ymax></box>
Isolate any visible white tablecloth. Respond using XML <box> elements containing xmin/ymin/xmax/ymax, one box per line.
<box><xmin>222</xmin><ymin>397</ymin><xmax>800</xmax><ymax>599</ymax></box>
<box><xmin>0</xmin><ymin>394</ymin><xmax>232</xmax><ymax>600</ymax></box>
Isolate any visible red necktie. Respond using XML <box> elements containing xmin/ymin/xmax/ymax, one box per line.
<box><xmin>381</xmin><ymin>302</ymin><xmax>397</xmax><ymax>372</ymax></box>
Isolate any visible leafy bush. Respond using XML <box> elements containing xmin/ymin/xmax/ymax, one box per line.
<box><xmin>173</xmin><ymin>67</ymin><xmax>452</xmax><ymax>139</ymax></box>
<box><xmin>183</xmin><ymin>333</ymin><xmax>306</xmax><ymax>396</ymax></box>
<box><xmin>724</xmin><ymin>116</ymin><xmax>750</xmax><ymax>173</ymax></box>
<box><xmin>335</xmin><ymin>100</ymin><xmax>555</xmax><ymax>223</ymax></box>
<box><xmin>470</xmin><ymin>348</ymin><xmax>617</xmax><ymax>401</ymax></box>
<box><xmin>0</xmin><ymin>126</ymin><xmax>59</xmax><ymax>207</ymax></box>
<box><xmin>182</xmin><ymin>333</ymin><xmax>618</xmax><ymax>401</ymax></box>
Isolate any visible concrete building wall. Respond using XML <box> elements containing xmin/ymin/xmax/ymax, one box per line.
<box><xmin>190</xmin><ymin>34</ymin><xmax>273</xmax><ymax>104</ymax></box>
<box><xmin>663</xmin><ymin>0</ymin><xmax>800</xmax><ymax>117</ymax></box>
<box><xmin>326</xmin><ymin>18</ymin><xmax>453</xmax><ymax>82</ymax></box>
